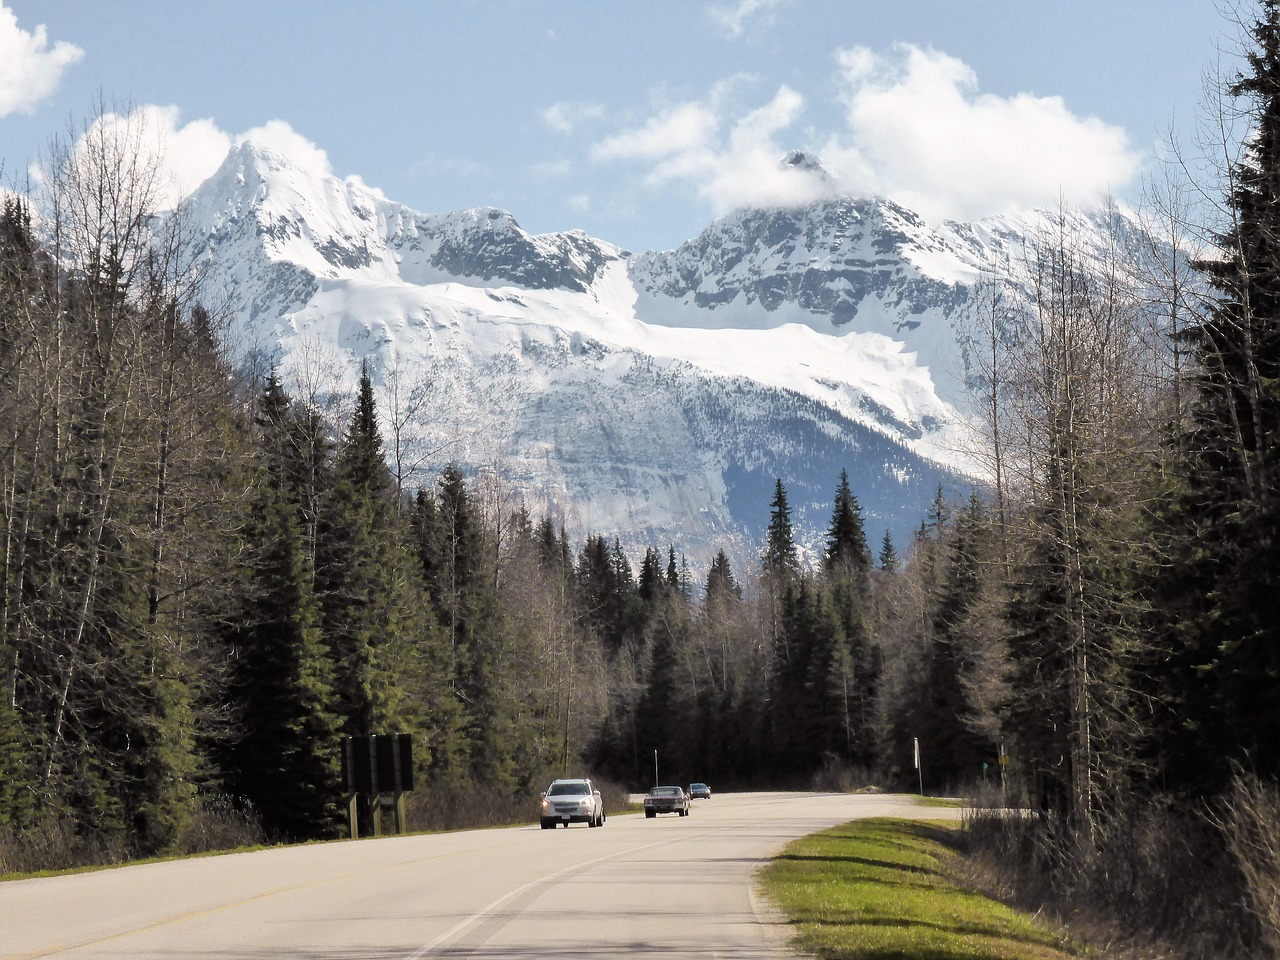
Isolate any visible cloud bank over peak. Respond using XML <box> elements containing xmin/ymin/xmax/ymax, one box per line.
<box><xmin>235</xmin><ymin>119</ymin><xmax>333</xmax><ymax>183</ymax></box>
<box><xmin>591</xmin><ymin>80</ymin><xmax>831</xmax><ymax>216</ymax></box>
<box><xmin>822</xmin><ymin>43</ymin><xmax>1143</xmax><ymax>222</ymax></box>
<box><xmin>52</xmin><ymin>107</ymin><xmax>342</xmax><ymax>212</ymax></box>
<box><xmin>24</xmin><ymin>38</ymin><xmax>1144</xmax><ymax>244</ymax></box>
<box><xmin>588</xmin><ymin>42</ymin><xmax>1144</xmax><ymax>225</ymax></box>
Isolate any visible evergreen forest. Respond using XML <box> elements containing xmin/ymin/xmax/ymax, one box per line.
<box><xmin>4</xmin><ymin>5</ymin><xmax>1280</xmax><ymax>955</ymax></box>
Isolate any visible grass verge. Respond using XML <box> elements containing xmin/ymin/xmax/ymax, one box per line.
<box><xmin>760</xmin><ymin>818</ymin><xmax>1086</xmax><ymax>960</ymax></box>
<box><xmin>915</xmin><ymin>796</ymin><xmax>965</xmax><ymax>809</ymax></box>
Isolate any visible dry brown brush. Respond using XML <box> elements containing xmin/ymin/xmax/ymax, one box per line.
<box><xmin>1219</xmin><ymin>771</ymin><xmax>1280</xmax><ymax>956</ymax></box>
<box><xmin>959</xmin><ymin>792</ymin><xmax>1265</xmax><ymax>960</ymax></box>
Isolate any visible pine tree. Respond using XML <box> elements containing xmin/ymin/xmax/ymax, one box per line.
<box><xmin>762</xmin><ymin>479</ymin><xmax>799</xmax><ymax>583</ymax></box>
<box><xmin>576</xmin><ymin>534</ymin><xmax>644</xmax><ymax>658</ymax></box>
<box><xmin>878</xmin><ymin>530</ymin><xmax>899</xmax><ymax>573</ymax></box>
<box><xmin>316</xmin><ymin>366</ymin><xmax>430</xmax><ymax>743</ymax></box>
<box><xmin>635</xmin><ymin>607</ymin><xmax>682</xmax><ymax>781</ymax></box>
<box><xmin>577</xmin><ymin>534</ymin><xmax>617</xmax><ymax>648</ymax></box>
<box><xmin>926</xmin><ymin>485</ymin><xmax>951</xmax><ymax>537</ymax></box>
<box><xmin>408</xmin><ymin>487</ymin><xmax>467</xmax><ymax>777</ymax></box>
<box><xmin>0</xmin><ymin>196</ymin><xmax>40</xmax><ymax>827</ymax></box>
<box><xmin>705</xmin><ymin>549</ymin><xmax>741</xmax><ymax>602</ymax></box>
<box><xmin>220</xmin><ymin>376</ymin><xmax>342</xmax><ymax>841</ymax></box>
<box><xmin>1159</xmin><ymin>0</ymin><xmax>1280</xmax><ymax>789</ymax></box>
<box><xmin>824</xmin><ymin>469</ymin><xmax>870</xmax><ymax>577</ymax></box>
<box><xmin>818</xmin><ymin>471</ymin><xmax>879</xmax><ymax>770</ymax></box>
<box><xmin>767</xmin><ymin>577</ymin><xmax>821</xmax><ymax>776</ymax></box>
<box><xmin>433</xmin><ymin>465</ymin><xmax>513</xmax><ymax>788</ymax></box>
<box><xmin>0</xmin><ymin>697</ymin><xmax>35</xmax><ymax>828</ymax></box>
<box><xmin>638</xmin><ymin>547</ymin><xmax>664</xmax><ymax>603</ymax></box>
<box><xmin>917</xmin><ymin>493</ymin><xmax>996</xmax><ymax>791</ymax></box>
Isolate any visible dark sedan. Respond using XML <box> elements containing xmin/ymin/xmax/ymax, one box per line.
<box><xmin>643</xmin><ymin>785</ymin><xmax>689</xmax><ymax>817</ymax></box>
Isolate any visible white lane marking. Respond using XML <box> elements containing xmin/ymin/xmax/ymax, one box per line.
<box><xmin>405</xmin><ymin>830</ymin><xmax>717</xmax><ymax>959</ymax></box>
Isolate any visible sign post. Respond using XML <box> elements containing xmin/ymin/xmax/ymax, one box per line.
<box><xmin>343</xmin><ymin>737</ymin><xmax>360</xmax><ymax>839</ymax></box>
<box><xmin>998</xmin><ymin>741</ymin><xmax>1008</xmax><ymax>803</ymax></box>
<box><xmin>341</xmin><ymin>733</ymin><xmax>414</xmax><ymax>839</ymax></box>
<box><xmin>913</xmin><ymin>737</ymin><xmax>923</xmax><ymax>796</ymax></box>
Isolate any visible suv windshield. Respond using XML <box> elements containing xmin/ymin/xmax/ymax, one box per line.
<box><xmin>548</xmin><ymin>781</ymin><xmax>589</xmax><ymax>796</ymax></box>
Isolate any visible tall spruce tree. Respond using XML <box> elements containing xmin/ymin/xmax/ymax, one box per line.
<box><xmin>638</xmin><ymin>547</ymin><xmax>664</xmax><ymax>603</ymax></box>
<box><xmin>824</xmin><ymin>469</ymin><xmax>871</xmax><ymax>577</ymax></box>
<box><xmin>918</xmin><ymin>493</ymin><xmax>996</xmax><ymax>791</ymax></box>
<box><xmin>762</xmin><ymin>479</ymin><xmax>799</xmax><ymax>583</ymax></box>
<box><xmin>316</xmin><ymin>366</ymin><xmax>430</xmax><ymax>743</ymax></box>
<box><xmin>878</xmin><ymin>530</ymin><xmax>899</xmax><ymax>573</ymax></box>
<box><xmin>431</xmin><ymin>465</ymin><xmax>513</xmax><ymax>788</ymax></box>
<box><xmin>820</xmin><ymin>471</ymin><xmax>879</xmax><ymax>769</ymax></box>
<box><xmin>408</xmin><ymin>487</ymin><xmax>468</xmax><ymax>778</ymax></box>
<box><xmin>221</xmin><ymin>375</ymin><xmax>341</xmax><ymax>841</ymax></box>
<box><xmin>767</xmin><ymin>577</ymin><xmax>821</xmax><ymax>777</ymax></box>
<box><xmin>1159</xmin><ymin>0</ymin><xmax>1280</xmax><ymax>790</ymax></box>
<box><xmin>0</xmin><ymin>196</ymin><xmax>40</xmax><ymax>826</ymax></box>
<box><xmin>705</xmin><ymin>550</ymin><xmax>741</xmax><ymax>602</ymax></box>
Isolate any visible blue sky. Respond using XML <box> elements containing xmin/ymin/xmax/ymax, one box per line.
<box><xmin>0</xmin><ymin>0</ymin><xmax>1236</xmax><ymax>253</ymax></box>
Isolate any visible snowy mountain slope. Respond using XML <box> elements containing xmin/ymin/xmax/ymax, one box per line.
<box><xmin>180</xmin><ymin>140</ymin><xmax>1129</xmax><ymax>569</ymax></box>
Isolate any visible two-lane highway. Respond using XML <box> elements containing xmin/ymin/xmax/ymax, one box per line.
<box><xmin>2</xmin><ymin>792</ymin><xmax>959</xmax><ymax>959</ymax></box>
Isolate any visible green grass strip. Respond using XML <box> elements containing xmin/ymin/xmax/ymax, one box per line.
<box><xmin>760</xmin><ymin>817</ymin><xmax>1084</xmax><ymax>960</ymax></box>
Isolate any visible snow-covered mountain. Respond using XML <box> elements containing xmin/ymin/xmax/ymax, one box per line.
<box><xmin>181</xmin><ymin>141</ymin><xmax>1126</xmax><ymax>571</ymax></box>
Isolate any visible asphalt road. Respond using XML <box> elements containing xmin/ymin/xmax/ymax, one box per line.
<box><xmin>1</xmin><ymin>792</ymin><xmax>960</xmax><ymax>960</ymax></box>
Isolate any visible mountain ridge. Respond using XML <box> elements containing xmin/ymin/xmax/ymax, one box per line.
<box><xmin>180</xmin><ymin>139</ymin><xmax>1129</xmax><ymax>571</ymax></box>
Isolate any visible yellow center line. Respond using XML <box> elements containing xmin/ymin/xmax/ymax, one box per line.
<box><xmin>6</xmin><ymin>837</ymin><xmax>510</xmax><ymax>960</ymax></box>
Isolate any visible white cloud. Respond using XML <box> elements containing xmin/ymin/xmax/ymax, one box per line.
<box><xmin>50</xmin><ymin>107</ymin><xmax>341</xmax><ymax>210</ymax></box>
<box><xmin>345</xmin><ymin>173</ymin><xmax>388</xmax><ymax>202</ymax></box>
<box><xmin>708</xmin><ymin>0</ymin><xmax>784</xmax><ymax>39</ymax></box>
<box><xmin>114</xmin><ymin>105</ymin><xmax>231</xmax><ymax>209</ymax></box>
<box><xmin>32</xmin><ymin>105</ymin><xmax>232</xmax><ymax>210</ymax></box>
<box><xmin>823</xmin><ymin>44</ymin><xmax>1143</xmax><ymax>222</ymax></box>
<box><xmin>0</xmin><ymin>2</ymin><xmax>83</xmax><ymax>117</ymax></box>
<box><xmin>235</xmin><ymin>119</ymin><xmax>333</xmax><ymax>181</ymax></box>
<box><xmin>542</xmin><ymin>101</ymin><xmax>605</xmax><ymax>134</ymax></box>
<box><xmin>592</xmin><ymin>100</ymin><xmax>721</xmax><ymax>163</ymax></box>
<box><xmin>590</xmin><ymin>43</ymin><xmax>1143</xmax><ymax>224</ymax></box>
<box><xmin>591</xmin><ymin>82</ymin><xmax>827</xmax><ymax>216</ymax></box>
<box><xmin>696</xmin><ymin>86</ymin><xmax>830</xmax><ymax>212</ymax></box>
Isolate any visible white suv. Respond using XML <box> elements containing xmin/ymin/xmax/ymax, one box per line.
<box><xmin>540</xmin><ymin>778</ymin><xmax>606</xmax><ymax>828</ymax></box>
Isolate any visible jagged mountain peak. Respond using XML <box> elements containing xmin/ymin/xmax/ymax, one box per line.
<box><xmin>628</xmin><ymin>191</ymin><xmax>979</xmax><ymax>359</ymax></box>
<box><xmin>185</xmin><ymin>140</ymin><xmax>627</xmax><ymax>296</ymax></box>
<box><xmin>779</xmin><ymin>148</ymin><xmax>834</xmax><ymax>183</ymax></box>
